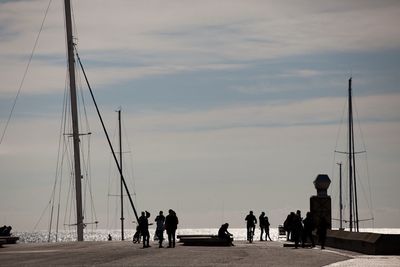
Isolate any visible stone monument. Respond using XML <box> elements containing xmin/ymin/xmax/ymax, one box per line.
<box><xmin>310</xmin><ymin>174</ymin><xmax>331</xmax><ymax>229</ymax></box>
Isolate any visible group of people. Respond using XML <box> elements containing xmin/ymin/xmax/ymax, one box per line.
<box><xmin>135</xmin><ymin>209</ymin><xmax>179</xmax><ymax>249</ymax></box>
<box><xmin>113</xmin><ymin>209</ymin><xmax>329</xmax><ymax>249</ymax></box>
<box><xmin>245</xmin><ymin>211</ymin><xmax>272</xmax><ymax>242</ymax></box>
<box><xmin>283</xmin><ymin>210</ymin><xmax>328</xmax><ymax>249</ymax></box>
<box><xmin>0</xmin><ymin>225</ymin><xmax>12</xmax><ymax>236</ymax></box>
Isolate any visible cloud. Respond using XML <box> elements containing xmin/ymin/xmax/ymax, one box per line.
<box><xmin>120</xmin><ymin>93</ymin><xmax>400</xmax><ymax>133</ymax></box>
<box><xmin>1</xmin><ymin>0</ymin><xmax>400</xmax><ymax>95</ymax></box>
<box><xmin>1</xmin><ymin>0</ymin><xmax>400</xmax><ymax>230</ymax></box>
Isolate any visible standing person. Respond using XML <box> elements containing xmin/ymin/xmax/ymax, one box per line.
<box><xmin>155</xmin><ymin>211</ymin><xmax>165</xmax><ymax>248</ymax></box>
<box><xmin>138</xmin><ymin>211</ymin><xmax>151</xmax><ymax>248</ymax></box>
<box><xmin>265</xmin><ymin>216</ymin><xmax>272</xmax><ymax>241</ymax></box>
<box><xmin>165</xmin><ymin>209</ymin><xmax>179</xmax><ymax>248</ymax></box>
<box><xmin>302</xmin><ymin>212</ymin><xmax>315</xmax><ymax>247</ymax></box>
<box><xmin>293</xmin><ymin>210</ymin><xmax>303</xmax><ymax>248</ymax></box>
<box><xmin>259</xmin><ymin>212</ymin><xmax>266</xmax><ymax>241</ymax></box>
<box><xmin>317</xmin><ymin>217</ymin><xmax>328</xmax><ymax>249</ymax></box>
<box><xmin>284</xmin><ymin>212</ymin><xmax>295</xmax><ymax>241</ymax></box>
<box><xmin>245</xmin><ymin>211</ymin><xmax>257</xmax><ymax>242</ymax></box>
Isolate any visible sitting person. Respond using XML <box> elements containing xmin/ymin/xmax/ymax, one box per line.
<box><xmin>218</xmin><ymin>223</ymin><xmax>234</xmax><ymax>246</ymax></box>
<box><xmin>1</xmin><ymin>226</ymin><xmax>12</xmax><ymax>236</ymax></box>
<box><xmin>0</xmin><ymin>225</ymin><xmax>6</xmax><ymax>236</ymax></box>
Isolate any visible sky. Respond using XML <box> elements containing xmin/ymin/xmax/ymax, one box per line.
<box><xmin>0</xmin><ymin>0</ymin><xmax>400</xmax><ymax>232</ymax></box>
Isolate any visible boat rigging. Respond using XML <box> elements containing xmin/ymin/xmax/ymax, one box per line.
<box><xmin>333</xmin><ymin>78</ymin><xmax>374</xmax><ymax>232</ymax></box>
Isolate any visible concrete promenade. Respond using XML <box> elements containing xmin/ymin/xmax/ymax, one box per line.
<box><xmin>1</xmin><ymin>240</ymin><xmax>399</xmax><ymax>266</ymax></box>
<box><xmin>0</xmin><ymin>240</ymin><xmax>356</xmax><ymax>267</ymax></box>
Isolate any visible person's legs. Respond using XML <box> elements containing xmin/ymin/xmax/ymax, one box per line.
<box><xmin>309</xmin><ymin>232</ymin><xmax>315</xmax><ymax>247</ymax></box>
<box><xmin>158</xmin><ymin>230</ymin><xmax>164</xmax><ymax>248</ymax></box>
<box><xmin>301</xmin><ymin>230</ymin><xmax>306</xmax><ymax>247</ymax></box>
<box><xmin>260</xmin><ymin>227</ymin><xmax>264</xmax><ymax>241</ymax></box>
<box><xmin>167</xmin><ymin>231</ymin><xmax>172</xmax><ymax>247</ymax></box>
<box><xmin>172</xmin><ymin>229</ymin><xmax>176</xmax><ymax>247</ymax></box>
<box><xmin>266</xmin><ymin>228</ymin><xmax>272</xmax><ymax>241</ymax></box>
<box><xmin>294</xmin><ymin>230</ymin><xmax>300</xmax><ymax>248</ymax></box>
<box><xmin>142</xmin><ymin>232</ymin><xmax>147</xmax><ymax>248</ymax></box>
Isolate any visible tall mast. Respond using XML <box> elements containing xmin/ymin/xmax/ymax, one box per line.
<box><xmin>118</xmin><ymin>109</ymin><xmax>125</xmax><ymax>240</ymax></box>
<box><xmin>337</xmin><ymin>162</ymin><xmax>343</xmax><ymax>230</ymax></box>
<box><xmin>348</xmin><ymin>77</ymin><xmax>360</xmax><ymax>232</ymax></box>
<box><xmin>348</xmin><ymin>78</ymin><xmax>353</xmax><ymax>232</ymax></box>
<box><xmin>64</xmin><ymin>0</ymin><xmax>84</xmax><ymax>241</ymax></box>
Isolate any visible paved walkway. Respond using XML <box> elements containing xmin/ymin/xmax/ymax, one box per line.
<box><xmin>0</xmin><ymin>240</ymin><xmax>394</xmax><ymax>266</ymax></box>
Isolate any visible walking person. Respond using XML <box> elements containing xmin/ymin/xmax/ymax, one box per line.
<box><xmin>165</xmin><ymin>209</ymin><xmax>179</xmax><ymax>248</ymax></box>
<box><xmin>265</xmin><ymin>216</ymin><xmax>272</xmax><ymax>241</ymax></box>
<box><xmin>302</xmin><ymin>212</ymin><xmax>315</xmax><ymax>247</ymax></box>
<box><xmin>155</xmin><ymin>211</ymin><xmax>165</xmax><ymax>248</ymax></box>
<box><xmin>259</xmin><ymin>212</ymin><xmax>266</xmax><ymax>241</ymax></box>
<box><xmin>138</xmin><ymin>211</ymin><xmax>151</xmax><ymax>248</ymax></box>
<box><xmin>245</xmin><ymin>211</ymin><xmax>257</xmax><ymax>242</ymax></box>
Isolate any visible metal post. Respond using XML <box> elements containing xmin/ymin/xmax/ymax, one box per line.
<box><xmin>118</xmin><ymin>109</ymin><xmax>124</xmax><ymax>240</ymax></box>
<box><xmin>64</xmin><ymin>0</ymin><xmax>84</xmax><ymax>241</ymax></box>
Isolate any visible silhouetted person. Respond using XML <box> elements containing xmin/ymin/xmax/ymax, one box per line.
<box><xmin>317</xmin><ymin>217</ymin><xmax>328</xmax><ymax>249</ymax></box>
<box><xmin>265</xmin><ymin>216</ymin><xmax>272</xmax><ymax>241</ymax></box>
<box><xmin>0</xmin><ymin>225</ymin><xmax>6</xmax><ymax>236</ymax></box>
<box><xmin>165</xmin><ymin>209</ymin><xmax>178</xmax><ymax>248</ymax></box>
<box><xmin>1</xmin><ymin>226</ymin><xmax>11</xmax><ymax>236</ymax></box>
<box><xmin>138</xmin><ymin>211</ymin><xmax>151</xmax><ymax>248</ymax></box>
<box><xmin>245</xmin><ymin>211</ymin><xmax>257</xmax><ymax>242</ymax></box>
<box><xmin>259</xmin><ymin>212</ymin><xmax>266</xmax><ymax>241</ymax></box>
<box><xmin>293</xmin><ymin>210</ymin><xmax>303</xmax><ymax>248</ymax></box>
<box><xmin>155</xmin><ymin>210</ymin><xmax>165</xmax><ymax>248</ymax></box>
<box><xmin>218</xmin><ymin>223</ymin><xmax>234</xmax><ymax>246</ymax></box>
<box><xmin>108</xmin><ymin>234</ymin><xmax>112</xmax><ymax>241</ymax></box>
<box><xmin>284</xmin><ymin>212</ymin><xmax>295</xmax><ymax>241</ymax></box>
<box><xmin>302</xmin><ymin>212</ymin><xmax>315</xmax><ymax>247</ymax></box>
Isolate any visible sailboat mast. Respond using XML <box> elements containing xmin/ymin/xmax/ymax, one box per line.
<box><xmin>64</xmin><ymin>0</ymin><xmax>84</xmax><ymax>241</ymax></box>
<box><xmin>350</xmin><ymin>80</ymin><xmax>360</xmax><ymax>232</ymax></box>
<box><xmin>348</xmin><ymin>78</ymin><xmax>353</xmax><ymax>232</ymax></box>
<box><xmin>337</xmin><ymin>162</ymin><xmax>343</xmax><ymax>230</ymax></box>
<box><xmin>118</xmin><ymin>109</ymin><xmax>125</xmax><ymax>240</ymax></box>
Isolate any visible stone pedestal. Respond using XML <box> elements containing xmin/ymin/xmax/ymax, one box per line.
<box><xmin>310</xmin><ymin>174</ymin><xmax>332</xmax><ymax>229</ymax></box>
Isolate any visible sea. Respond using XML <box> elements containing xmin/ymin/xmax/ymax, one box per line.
<box><xmin>13</xmin><ymin>228</ymin><xmax>400</xmax><ymax>243</ymax></box>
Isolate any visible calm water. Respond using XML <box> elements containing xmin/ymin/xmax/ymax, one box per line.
<box><xmin>14</xmin><ymin>228</ymin><xmax>400</xmax><ymax>243</ymax></box>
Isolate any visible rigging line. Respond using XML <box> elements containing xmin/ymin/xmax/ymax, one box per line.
<box><xmin>364</xmin><ymin>152</ymin><xmax>374</xmax><ymax>227</ymax></box>
<box><xmin>32</xmin><ymin>200</ymin><xmax>51</xmax><ymax>232</ymax></box>
<box><xmin>353</xmin><ymin>93</ymin><xmax>374</xmax><ymax>221</ymax></box>
<box><xmin>331</xmin><ymin>94</ymin><xmax>347</xmax><ymax>184</ymax></box>
<box><xmin>354</xmin><ymin>161</ymin><xmax>374</xmax><ymax>220</ymax></box>
<box><xmin>49</xmin><ymin>70</ymin><xmax>69</xmax><ymax>240</ymax></box>
<box><xmin>87</xmin><ymin>136</ymin><xmax>98</xmax><ymax>226</ymax></box>
<box><xmin>75</xmin><ymin>50</ymin><xmax>140</xmax><ymax>222</ymax></box>
<box><xmin>0</xmin><ymin>0</ymin><xmax>53</xmax><ymax>146</ymax></box>
<box><xmin>64</xmin><ymin>162</ymin><xmax>73</xmax><ymax>230</ymax></box>
<box><xmin>352</xmin><ymin>87</ymin><xmax>374</xmax><ymax>226</ymax></box>
<box><xmin>106</xmin><ymin>118</ymin><xmax>119</xmax><ymax>231</ymax></box>
<box><xmin>122</xmin><ymin>117</ymin><xmax>137</xmax><ymax>198</ymax></box>
<box><xmin>56</xmin><ymin>70</ymin><xmax>70</xmax><ymax>241</ymax></box>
